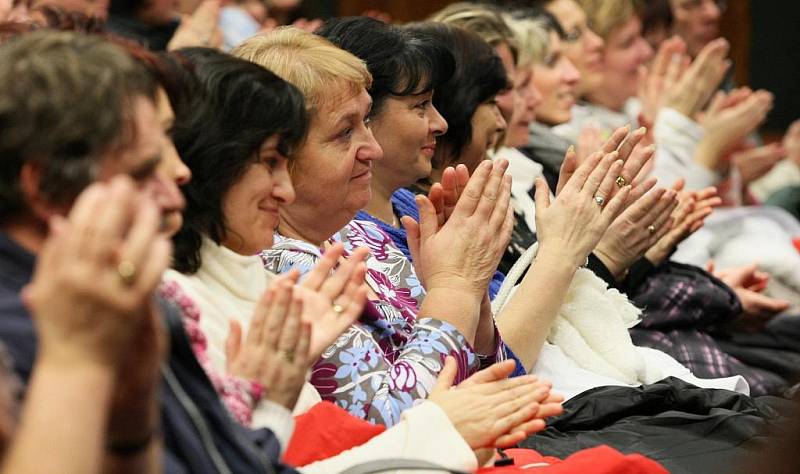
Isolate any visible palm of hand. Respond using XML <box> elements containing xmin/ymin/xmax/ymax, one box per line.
<box><xmin>294</xmin><ymin>286</ymin><xmax>356</xmax><ymax>360</ymax></box>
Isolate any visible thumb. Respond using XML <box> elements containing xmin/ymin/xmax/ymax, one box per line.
<box><xmin>460</xmin><ymin>359</ymin><xmax>517</xmax><ymax>388</ymax></box>
<box><xmin>534</xmin><ymin>177</ymin><xmax>552</xmax><ymax>214</ymax></box>
<box><xmin>431</xmin><ymin>356</ymin><xmax>458</xmax><ymax>395</ymax></box>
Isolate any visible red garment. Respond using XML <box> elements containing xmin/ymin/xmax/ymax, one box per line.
<box><xmin>283</xmin><ymin>401</ymin><xmax>386</xmax><ymax>466</ymax></box>
<box><xmin>478</xmin><ymin>446</ymin><xmax>667</xmax><ymax>473</ymax></box>
<box><xmin>284</xmin><ymin>402</ymin><xmax>667</xmax><ymax>474</ymax></box>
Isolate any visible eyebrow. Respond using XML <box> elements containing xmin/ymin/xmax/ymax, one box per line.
<box><xmin>128</xmin><ymin>154</ymin><xmax>162</xmax><ymax>181</ymax></box>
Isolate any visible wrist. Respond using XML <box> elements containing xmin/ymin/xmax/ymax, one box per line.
<box><xmin>592</xmin><ymin>248</ymin><xmax>629</xmax><ymax>280</ymax></box>
<box><xmin>536</xmin><ymin>244</ymin><xmax>587</xmax><ymax>271</ymax></box>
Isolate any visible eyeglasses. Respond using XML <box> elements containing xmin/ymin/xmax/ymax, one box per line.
<box><xmin>675</xmin><ymin>0</ymin><xmax>727</xmax><ymax>14</ymax></box>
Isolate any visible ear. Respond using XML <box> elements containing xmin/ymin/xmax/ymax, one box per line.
<box><xmin>18</xmin><ymin>162</ymin><xmax>68</xmax><ymax>223</ymax></box>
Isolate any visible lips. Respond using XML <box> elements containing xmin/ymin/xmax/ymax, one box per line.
<box><xmin>351</xmin><ymin>169</ymin><xmax>372</xmax><ymax>181</ymax></box>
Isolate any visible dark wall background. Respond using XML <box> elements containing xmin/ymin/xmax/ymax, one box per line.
<box><xmin>749</xmin><ymin>1</ymin><xmax>800</xmax><ymax>132</ymax></box>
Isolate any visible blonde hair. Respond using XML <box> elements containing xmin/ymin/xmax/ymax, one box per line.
<box><xmin>505</xmin><ymin>15</ymin><xmax>551</xmax><ymax>68</ymax></box>
<box><xmin>231</xmin><ymin>26</ymin><xmax>372</xmax><ymax>114</ymax></box>
<box><xmin>429</xmin><ymin>2</ymin><xmax>519</xmax><ymax>63</ymax></box>
<box><xmin>578</xmin><ymin>0</ymin><xmax>640</xmax><ymax>41</ymax></box>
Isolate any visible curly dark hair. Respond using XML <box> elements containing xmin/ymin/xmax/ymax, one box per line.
<box><xmin>317</xmin><ymin>16</ymin><xmax>455</xmax><ymax>117</ymax></box>
<box><xmin>169</xmin><ymin>48</ymin><xmax>308</xmax><ymax>274</ymax></box>
<box><xmin>403</xmin><ymin>22</ymin><xmax>508</xmax><ymax>167</ymax></box>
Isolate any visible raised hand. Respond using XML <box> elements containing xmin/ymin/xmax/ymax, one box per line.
<box><xmin>645</xmin><ymin>181</ymin><xmax>720</xmax><ymax>265</ymax></box>
<box><xmin>536</xmin><ymin>148</ymin><xmax>631</xmax><ymax>268</ymax></box>
<box><xmin>665</xmin><ymin>38</ymin><xmax>731</xmax><ymax>119</ymax></box>
<box><xmin>594</xmin><ymin>179</ymin><xmax>678</xmax><ymax>278</ymax></box>
<box><xmin>296</xmin><ymin>243</ymin><xmax>369</xmax><ymax>360</ymax></box>
<box><xmin>695</xmin><ymin>88</ymin><xmax>774</xmax><ymax>171</ymax></box>
<box><xmin>23</xmin><ymin>176</ymin><xmax>171</xmax><ymax>370</ymax></box>
<box><xmin>559</xmin><ymin>125</ymin><xmax>651</xmax><ymax>201</ymax></box>
<box><xmin>638</xmin><ymin>36</ymin><xmax>687</xmax><ymax>125</ymax></box>
<box><xmin>732</xmin><ymin>143</ymin><xmax>787</xmax><ymax>186</ymax></box>
<box><xmin>225</xmin><ymin>277</ymin><xmax>311</xmax><ymax>409</ymax></box>
<box><xmin>168</xmin><ymin>0</ymin><xmax>222</xmax><ymax>51</ymax></box>
<box><xmin>784</xmin><ymin>119</ymin><xmax>800</xmax><ymax>166</ymax></box>
<box><xmin>429</xmin><ymin>357</ymin><xmax>560</xmax><ymax>449</ymax></box>
<box><xmin>403</xmin><ymin>159</ymin><xmax>514</xmax><ymax>295</ymax></box>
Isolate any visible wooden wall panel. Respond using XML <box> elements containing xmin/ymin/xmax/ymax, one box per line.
<box><xmin>335</xmin><ymin>0</ymin><xmax>453</xmax><ymax>22</ymax></box>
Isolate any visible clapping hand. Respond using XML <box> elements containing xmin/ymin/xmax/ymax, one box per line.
<box><xmin>429</xmin><ymin>357</ymin><xmax>562</xmax><ymax>450</ymax></box>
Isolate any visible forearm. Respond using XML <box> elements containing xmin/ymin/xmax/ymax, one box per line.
<box><xmin>2</xmin><ymin>360</ymin><xmax>115</xmax><ymax>474</ymax></box>
<box><xmin>103</xmin><ymin>386</ymin><xmax>161</xmax><ymax>474</ymax></box>
<box><xmin>495</xmin><ymin>248</ymin><xmax>578</xmax><ymax>371</ymax></box>
<box><xmin>473</xmin><ymin>295</ymin><xmax>498</xmax><ymax>356</ymax></box>
<box><xmin>418</xmin><ymin>286</ymin><xmax>482</xmax><ymax>345</ymax></box>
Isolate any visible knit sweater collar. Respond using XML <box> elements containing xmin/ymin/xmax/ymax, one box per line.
<box><xmin>194</xmin><ymin>236</ymin><xmax>273</xmax><ymax>303</ymax></box>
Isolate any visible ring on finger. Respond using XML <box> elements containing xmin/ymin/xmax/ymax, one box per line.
<box><xmin>282</xmin><ymin>349</ymin><xmax>295</xmax><ymax>363</ymax></box>
<box><xmin>594</xmin><ymin>195</ymin><xmax>605</xmax><ymax>207</ymax></box>
<box><xmin>615</xmin><ymin>176</ymin><xmax>627</xmax><ymax>188</ymax></box>
<box><xmin>332</xmin><ymin>303</ymin><xmax>344</xmax><ymax>315</ymax></box>
<box><xmin>117</xmin><ymin>260</ymin><xmax>137</xmax><ymax>287</ymax></box>
<box><xmin>647</xmin><ymin>224</ymin><xmax>657</xmax><ymax>234</ymax></box>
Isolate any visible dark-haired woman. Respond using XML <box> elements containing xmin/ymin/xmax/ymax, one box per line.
<box><xmin>318</xmin><ymin>16</ymin><xmax>528</xmax><ymax>376</ymax></box>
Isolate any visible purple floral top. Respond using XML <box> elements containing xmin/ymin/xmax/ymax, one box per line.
<box><xmin>262</xmin><ymin>219</ymin><xmax>479</xmax><ymax>427</ymax></box>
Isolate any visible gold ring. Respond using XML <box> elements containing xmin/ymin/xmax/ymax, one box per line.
<box><xmin>117</xmin><ymin>260</ymin><xmax>136</xmax><ymax>287</ymax></box>
<box><xmin>332</xmin><ymin>303</ymin><xmax>344</xmax><ymax>315</ymax></box>
<box><xmin>615</xmin><ymin>176</ymin><xmax>627</xmax><ymax>188</ymax></box>
<box><xmin>282</xmin><ymin>350</ymin><xmax>295</xmax><ymax>363</ymax></box>
<box><xmin>647</xmin><ymin>225</ymin><xmax>656</xmax><ymax>234</ymax></box>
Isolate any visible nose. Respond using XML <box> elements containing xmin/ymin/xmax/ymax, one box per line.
<box><xmin>493</xmin><ymin>104</ymin><xmax>507</xmax><ymax>131</ymax></box>
<box><xmin>528</xmin><ymin>81</ymin><xmax>543</xmax><ymax>111</ymax></box>
<box><xmin>639</xmin><ymin>37</ymin><xmax>654</xmax><ymax>63</ymax></box>
<box><xmin>357</xmin><ymin>126</ymin><xmax>383</xmax><ymax>163</ymax></box>
<box><xmin>703</xmin><ymin>0</ymin><xmax>721</xmax><ymax>20</ymax></box>
<box><xmin>164</xmin><ymin>143</ymin><xmax>191</xmax><ymax>186</ymax></box>
<box><xmin>429</xmin><ymin>104</ymin><xmax>448</xmax><ymax>136</ymax></box>
<box><xmin>585</xmin><ymin>27</ymin><xmax>604</xmax><ymax>53</ymax></box>
<box><xmin>273</xmin><ymin>166</ymin><xmax>296</xmax><ymax>206</ymax></box>
<box><xmin>562</xmin><ymin>57</ymin><xmax>581</xmax><ymax>86</ymax></box>
<box><xmin>148</xmin><ymin>172</ymin><xmax>185</xmax><ymax>217</ymax></box>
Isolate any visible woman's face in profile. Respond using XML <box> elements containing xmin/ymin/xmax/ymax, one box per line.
<box><xmin>460</xmin><ymin>97</ymin><xmax>506</xmax><ymax>173</ymax></box>
<box><xmin>368</xmin><ymin>89</ymin><xmax>447</xmax><ymax>186</ymax></box>
<box><xmin>220</xmin><ymin>135</ymin><xmax>295</xmax><ymax>255</ymax></box>
<box><xmin>598</xmin><ymin>16</ymin><xmax>653</xmax><ymax>104</ymax></box>
<box><xmin>281</xmin><ymin>85</ymin><xmax>382</xmax><ymax>235</ymax></box>
<box><xmin>532</xmin><ymin>32</ymin><xmax>580</xmax><ymax>126</ymax></box>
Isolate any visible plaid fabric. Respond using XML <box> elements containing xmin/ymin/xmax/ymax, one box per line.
<box><xmin>629</xmin><ymin>261</ymin><xmax>789</xmax><ymax>396</ymax></box>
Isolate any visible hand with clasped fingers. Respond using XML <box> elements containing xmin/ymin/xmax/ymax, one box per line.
<box><xmin>226</xmin><ymin>244</ymin><xmax>369</xmax><ymax>409</ymax></box>
<box><xmin>429</xmin><ymin>357</ymin><xmax>563</xmax><ymax>451</ymax></box>
<box><xmin>645</xmin><ymin>180</ymin><xmax>721</xmax><ymax>265</ymax></box>
<box><xmin>14</xmin><ymin>176</ymin><xmax>170</xmax><ymax>474</ymax></box>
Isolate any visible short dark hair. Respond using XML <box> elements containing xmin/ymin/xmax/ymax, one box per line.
<box><xmin>169</xmin><ymin>48</ymin><xmax>308</xmax><ymax>274</ymax></box>
<box><xmin>0</xmin><ymin>30</ymin><xmax>156</xmax><ymax>220</ymax></box>
<box><xmin>317</xmin><ymin>17</ymin><xmax>455</xmax><ymax>116</ymax></box>
<box><xmin>404</xmin><ymin>22</ymin><xmax>508</xmax><ymax>167</ymax></box>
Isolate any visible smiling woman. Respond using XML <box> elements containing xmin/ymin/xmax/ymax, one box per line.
<box><xmin>233</xmin><ymin>27</ymin><xmax>520</xmax><ymax>427</ymax></box>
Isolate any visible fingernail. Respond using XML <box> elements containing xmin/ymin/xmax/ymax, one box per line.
<box><xmin>637</xmin><ymin>126</ymin><xmax>647</xmax><ymax>135</ymax></box>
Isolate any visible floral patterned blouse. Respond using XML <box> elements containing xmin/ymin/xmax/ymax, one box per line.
<box><xmin>262</xmin><ymin>219</ymin><xmax>480</xmax><ymax>427</ymax></box>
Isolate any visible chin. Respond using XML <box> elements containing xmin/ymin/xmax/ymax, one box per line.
<box><xmin>162</xmin><ymin>213</ymin><xmax>182</xmax><ymax>238</ymax></box>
